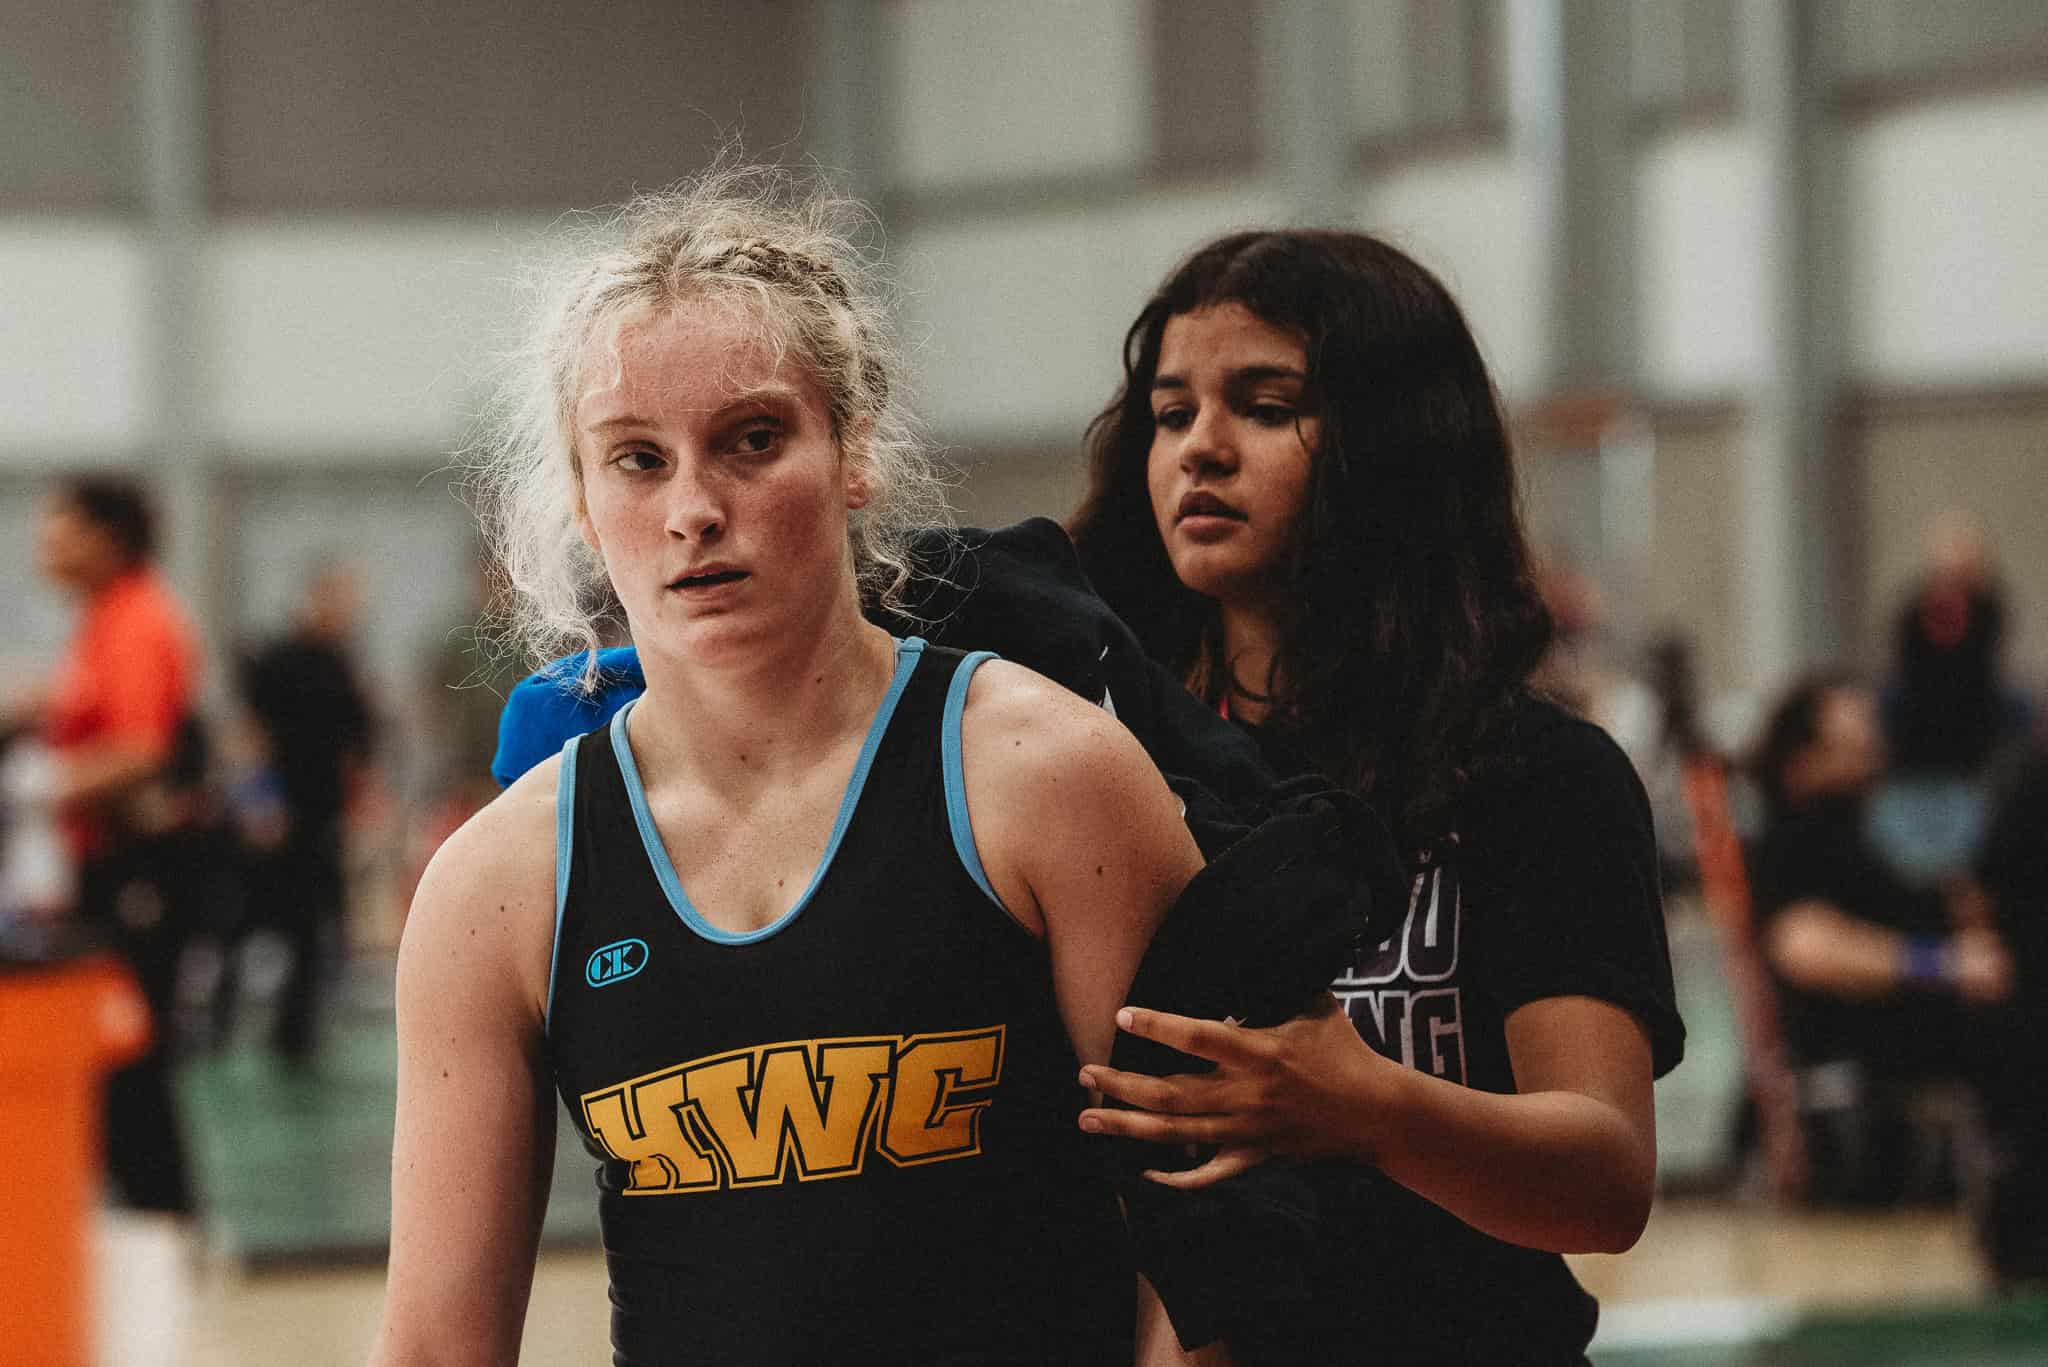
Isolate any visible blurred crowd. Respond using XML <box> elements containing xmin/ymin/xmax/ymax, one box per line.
<box><xmin>1539</xmin><ymin>508</ymin><xmax>2048</xmax><ymax>1286</ymax></box>
<box><xmin>0</xmin><ymin>475</ymin><xmax>515</xmax><ymax>1226</ymax></box>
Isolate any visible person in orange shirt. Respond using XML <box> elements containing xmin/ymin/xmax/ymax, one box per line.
<box><xmin>28</xmin><ymin>474</ymin><xmax>202</xmax><ymax>1215</ymax></box>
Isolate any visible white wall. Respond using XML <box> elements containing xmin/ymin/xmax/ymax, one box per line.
<box><xmin>888</xmin><ymin>0</ymin><xmax>1150</xmax><ymax>189</ymax></box>
<box><xmin>0</xmin><ymin>480</ymin><xmax>77</xmax><ymax>683</ymax></box>
<box><xmin>1634</xmin><ymin>126</ymin><xmax>1770</xmax><ymax>398</ymax></box>
<box><xmin>207</xmin><ymin>219</ymin><xmax>545</xmax><ymax>454</ymax></box>
<box><xmin>1358</xmin><ymin>152</ymin><xmax>1551</xmax><ymax>400</ymax></box>
<box><xmin>1846</xmin><ymin>86</ymin><xmax>2048</xmax><ymax>386</ymax></box>
<box><xmin>0</xmin><ymin>222</ymin><xmax>149</xmax><ymax>456</ymax></box>
<box><xmin>900</xmin><ymin>181</ymin><xmax>1278</xmax><ymax>442</ymax></box>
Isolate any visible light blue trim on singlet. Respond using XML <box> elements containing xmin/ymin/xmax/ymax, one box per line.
<box><xmin>941</xmin><ymin>650</ymin><xmax>1007</xmax><ymax>913</ymax></box>
<box><xmin>608</xmin><ymin>637</ymin><xmax>927</xmax><ymax>946</ymax></box>
<box><xmin>545</xmin><ymin>733</ymin><xmax>581</xmax><ymax>1026</ymax></box>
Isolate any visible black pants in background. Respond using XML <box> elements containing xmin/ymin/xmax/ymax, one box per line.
<box><xmin>232</xmin><ymin>823</ymin><xmax>345</xmax><ymax>1062</ymax></box>
<box><xmin>79</xmin><ymin>852</ymin><xmax>197</xmax><ymax>1216</ymax></box>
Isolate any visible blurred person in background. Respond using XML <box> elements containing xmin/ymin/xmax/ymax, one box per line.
<box><xmin>398</xmin><ymin>552</ymin><xmax>522</xmax><ymax>919</ymax></box>
<box><xmin>1067</xmin><ymin>229</ymin><xmax>1682</xmax><ymax>1366</ymax></box>
<box><xmin>424</xmin><ymin>554</ymin><xmax>524</xmax><ymax>809</ymax></box>
<box><xmin>1871</xmin><ymin>511</ymin><xmax>2035</xmax><ymax>886</ymax></box>
<box><xmin>1529</xmin><ymin>548</ymin><xmax>1672</xmax><ymax>801</ymax></box>
<box><xmin>234</xmin><ymin>560</ymin><xmax>376</xmax><ymax>1066</ymax></box>
<box><xmin>1971</xmin><ymin>740</ymin><xmax>2048</xmax><ymax>1285</ymax></box>
<box><xmin>1528</xmin><ymin>547</ymin><xmax>1610</xmax><ymax>722</ymax></box>
<box><xmin>3</xmin><ymin>474</ymin><xmax>202</xmax><ymax>1219</ymax></box>
<box><xmin>1638</xmin><ymin>632</ymin><xmax>1713</xmax><ymax>899</ymax></box>
<box><xmin>1750</xmin><ymin>675</ymin><xmax>2013</xmax><ymax>1204</ymax></box>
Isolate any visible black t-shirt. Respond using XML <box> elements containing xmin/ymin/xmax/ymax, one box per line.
<box><xmin>240</xmin><ymin>633</ymin><xmax>374</xmax><ymax>826</ymax></box>
<box><xmin>1749</xmin><ymin>794</ymin><xmax>1958</xmax><ymax>1075</ymax></box>
<box><xmin>1240</xmin><ymin>696</ymin><xmax>1684</xmax><ymax>1365</ymax></box>
<box><xmin>1980</xmin><ymin>750</ymin><xmax>2048</xmax><ymax>988</ymax></box>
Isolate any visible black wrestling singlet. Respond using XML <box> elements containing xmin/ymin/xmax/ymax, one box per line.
<box><xmin>544</xmin><ymin>638</ymin><xmax>1130</xmax><ymax>1367</ymax></box>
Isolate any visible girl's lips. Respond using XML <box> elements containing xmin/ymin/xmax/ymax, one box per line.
<box><xmin>669</xmin><ymin>568</ymin><xmax>751</xmax><ymax>591</ymax></box>
<box><xmin>1177</xmin><ymin>514</ymin><xmax>1244</xmax><ymax>543</ymax></box>
<box><xmin>1177</xmin><ymin>491</ymin><xmax>1245</xmax><ymax>522</ymax></box>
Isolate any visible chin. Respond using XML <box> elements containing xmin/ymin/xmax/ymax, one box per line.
<box><xmin>1167</xmin><ymin>547</ymin><xmax>1264</xmax><ymax>605</ymax></box>
<box><xmin>679</xmin><ymin>614</ymin><xmax>780</xmax><ymax>661</ymax></box>
<box><xmin>630</xmin><ymin>602</ymin><xmax>761</xmax><ymax>663</ymax></box>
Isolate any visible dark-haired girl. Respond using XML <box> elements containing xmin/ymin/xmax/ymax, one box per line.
<box><xmin>1069</xmin><ymin>231</ymin><xmax>1685</xmax><ymax>1365</ymax></box>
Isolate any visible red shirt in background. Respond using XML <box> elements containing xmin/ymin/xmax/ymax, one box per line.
<box><xmin>43</xmin><ymin>567</ymin><xmax>200</xmax><ymax>856</ymax></box>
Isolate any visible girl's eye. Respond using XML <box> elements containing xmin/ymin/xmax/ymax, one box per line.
<box><xmin>614</xmin><ymin>448</ymin><xmax>664</xmax><ymax>472</ymax></box>
<box><xmin>1248</xmin><ymin>402</ymin><xmax>1297</xmax><ymax>427</ymax></box>
<box><xmin>733</xmin><ymin>421</ymin><xmax>783</xmax><ymax>456</ymax></box>
<box><xmin>1153</xmin><ymin>406</ymin><xmax>1193</xmax><ymax>433</ymax></box>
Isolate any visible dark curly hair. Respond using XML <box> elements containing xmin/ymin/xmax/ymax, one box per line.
<box><xmin>1068</xmin><ymin>229</ymin><xmax>1552</xmax><ymax>846</ymax></box>
<box><xmin>1751</xmin><ymin>672</ymin><xmax>1862</xmax><ymax>822</ymax></box>
<box><xmin>58</xmin><ymin>474</ymin><xmax>158</xmax><ymax>565</ymax></box>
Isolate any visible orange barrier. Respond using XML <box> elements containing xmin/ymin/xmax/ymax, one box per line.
<box><xmin>0</xmin><ymin>954</ymin><xmax>152</xmax><ymax>1367</ymax></box>
<box><xmin>1683</xmin><ymin>757</ymin><xmax>1809</xmax><ymax>1200</ymax></box>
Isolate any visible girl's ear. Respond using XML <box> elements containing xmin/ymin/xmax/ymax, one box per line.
<box><xmin>841</xmin><ymin>416</ymin><xmax>876</xmax><ymax>511</ymax></box>
<box><xmin>573</xmin><ymin>464</ymin><xmax>602</xmax><ymax>556</ymax></box>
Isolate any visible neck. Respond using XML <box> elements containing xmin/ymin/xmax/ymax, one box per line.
<box><xmin>76</xmin><ymin>561</ymin><xmax>140</xmax><ymax>600</ymax></box>
<box><xmin>628</xmin><ymin>599</ymin><xmax>898</xmax><ymax>793</ymax></box>
<box><xmin>1217</xmin><ymin>599</ymin><xmax>1286</xmax><ymax>726</ymax></box>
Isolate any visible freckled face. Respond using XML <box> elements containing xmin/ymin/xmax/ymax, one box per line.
<box><xmin>1145</xmin><ymin>303</ymin><xmax>1319</xmax><ymax>613</ymax></box>
<box><xmin>573</xmin><ymin>300</ymin><xmax>869</xmax><ymax>666</ymax></box>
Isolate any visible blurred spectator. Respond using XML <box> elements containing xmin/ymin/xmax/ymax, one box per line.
<box><xmin>400</xmin><ymin>555</ymin><xmax>522</xmax><ymax>919</ymax></box>
<box><xmin>1885</xmin><ymin>511</ymin><xmax>2031</xmax><ymax>773</ymax></box>
<box><xmin>1973</xmin><ymin>745</ymin><xmax>2048</xmax><ymax>1285</ymax></box>
<box><xmin>17</xmin><ymin>474</ymin><xmax>201</xmax><ymax>1217</ymax></box>
<box><xmin>1529</xmin><ymin>547</ymin><xmax>1608</xmax><ymax>720</ymax></box>
<box><xmin>1531</xmin><ymin>555</ymin><xmax>1702</xmax><ymax>884</ymax></box>
<box><xmin>1531</xmin><ymin>548</ymin><xmax>1661</xmax><ymax>766</ymax></box>
<box><xmin>1871</xmin><ymin>511</ymin><xmax>2035</xmax><ymax>886</ymax></box>
<box><xmin>0</xmin><ymin>731</ymin><xmax>74</xmax><ymax>928</ymax></box>
<box><xmin>1638</xmin><ymin>632</ymin><xmax>1713</xmax><ymax>897</ymax></box>
<box><xmin>1978</xmin><ymin>745</ymin><xmax>2048</xmax><ymax>1004</ymax></box>
<box><xmin>424</xmin><ymin>559</ymin><xmax>519</xmax><ymax>804</ymax></box>
<box><xmin>234</xmin><ymin>560</ymin><xmax>376</xmax><ymax>1065</ymax></box>
<box><xmin>1750</xmin><ymin>675</ymin><xmax>2013</xmax><ymax>1204</ymax></box>
<box><xmin>197</xmin><ymin>710</ymin><xmax>288</xmax><ymax>1048</ymax></box>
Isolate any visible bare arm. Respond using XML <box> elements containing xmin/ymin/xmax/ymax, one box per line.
<box><xmin>1374</xmin><ymin>996</ymin><xmax>1656</xmax><ymax>1253</ymax></box>
<box><xmin>1767</xmin><ymin>899</ymin><xmax>2011</xmax><ymax>1003</ymax></box>
<box><xmin>961</xmin><ymin>664</ymin><xmax>1213</xmax><ymax>1365</ymax></box>
<box><xmin>1079</xmin><ymin>993</ymin><xmax>1659</xmax><ymax>1255</ymax></box>
<box><xmin>56</xmin><ymin>740</ymin><xmax>161</xmax><ymax>808</ymax></box>
<box><xmin>961</xmin><ymin>661</ymin><xmax>1203</xmax><ymax>1068</ymax></box>
<box><xmin>368</xmin><ymin>768</ymin><xmax>560</xmax><ymax>1367</ymax></box>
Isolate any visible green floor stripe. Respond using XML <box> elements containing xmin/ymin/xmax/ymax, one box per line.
<box><xmin>175</xmin><ymin>1001</ymin><xmax>599</xmax><ymax>1262</ymax></box>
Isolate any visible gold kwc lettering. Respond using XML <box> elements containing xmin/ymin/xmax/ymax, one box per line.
<box><xmin>581</xmin><ymin>1026</ymin><xmax>1006</xmax><ymax>1195</ymax></box>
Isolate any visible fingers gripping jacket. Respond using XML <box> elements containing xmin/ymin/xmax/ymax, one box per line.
<box><xmin>1121</xmin><ymin>778</ymin><xmax>1406</xmax><ymax>1059</ymax></box>
<box><xmin>1108</xmin><ymin>781</ymin><xmax>1408</xmax><ymax>1354</ymax></box>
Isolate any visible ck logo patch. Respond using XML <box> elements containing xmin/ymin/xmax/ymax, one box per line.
<box><xmin>586</xmin><ymin>938</ymin><xmax>650</xmax><ymax>988</ymax></box>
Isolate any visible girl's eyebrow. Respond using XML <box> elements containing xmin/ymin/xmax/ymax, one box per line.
<box><xmin>585</xmin><ymin>383</ymin><xmax>806</xmax><ymax>432</ymax></box>
<box><xmin>1152</xmin><ymin>364</ymin><xmax>1307</xmax><ymax>392</ymax></box>
<box><xmin>720</xmin><ymin>381</ymin><xmax>806</xmax><ymax>409</ymax></box>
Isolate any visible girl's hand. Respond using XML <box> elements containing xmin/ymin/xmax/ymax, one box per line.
<box><xmin>1076</xmin><ymin>994</ymin><xmax>1395</xmax><ymax>1188</ymax></box>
